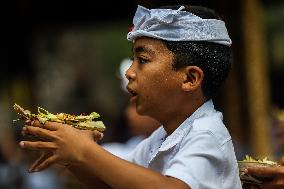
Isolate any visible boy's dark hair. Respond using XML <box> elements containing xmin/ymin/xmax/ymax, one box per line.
<box><xmin>161</xmin><ymin>5</ymin><xmax>231</xmax><ymax>99</ymax></box>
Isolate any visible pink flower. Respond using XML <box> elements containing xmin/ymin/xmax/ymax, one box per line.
<box><xmin>128</xmin><ymin>25</ymin><xmax>134</xmax><ymax>32</ymax></box>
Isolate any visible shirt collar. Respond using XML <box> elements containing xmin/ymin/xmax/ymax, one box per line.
<box><xmin>159</xmin><ymin>99</ymin><xmax>216</xmax><ymax>151</ymax></box>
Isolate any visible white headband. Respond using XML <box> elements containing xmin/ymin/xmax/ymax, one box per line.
<box><xmin>127</xmin><ymin>5</ymin><xmax>232</xmax><ymax>46</ymax></box>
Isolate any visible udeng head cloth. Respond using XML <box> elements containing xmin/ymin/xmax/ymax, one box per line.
<box><xmin>127</xmin><ymin>5</ymin><xmax>232</xmax><ymax>46</ymax></box>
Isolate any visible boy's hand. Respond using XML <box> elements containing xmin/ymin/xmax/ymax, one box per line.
<box><xmin>20</xmin><ymin>120</ymin><xmax>103</xmax><ymax>172</ymax></box>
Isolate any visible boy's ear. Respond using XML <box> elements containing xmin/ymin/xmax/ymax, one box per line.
<box><xmin>181</xmin><ymin>66</ymin><xmax>204</xmax><ymax>92</ymax></box>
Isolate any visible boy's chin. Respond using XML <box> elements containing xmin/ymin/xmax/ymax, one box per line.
<box><xmin>135</xmin><ymin>105</ymin><xmax>147</xmax><ymax>116</ymax></box>
<box><xmin>129</xmin><ymin>95</ymin><xmax>138</xmax><ymax>103</ymax></box>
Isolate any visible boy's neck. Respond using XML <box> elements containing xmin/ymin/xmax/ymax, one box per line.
<box><xmin>160</xmin><ymin>97</ymin><xmax>207</xmax><ymax>135</ymax></box>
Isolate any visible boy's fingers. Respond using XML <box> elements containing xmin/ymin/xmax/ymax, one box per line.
<box><xmin>21</xmin><ymin>129</ymin><xmax>27</xmax><ymax>136</ymax></box>
<box><xmin>93</xmin><ymin>131</ymin><xmax>104</xmax><ymax>141</ymax></box>
<box><xmin>22</xmin><ymin>126</ymin><xmax>56</xmax><ymax>140</ymax></box>
<box><xmin>29</xmin><ymin>153</ymin><xmax>47</xmax><ymax>171</ymax></box>
<box><xmin>29</xmin><ymin>152</ymin><xmax>51</xmax><ymax>172</ymax></box>
<box><xmin>80</xmin><ymin>130</ymin><xmax>103</xmax><ymax>141</ymax></box>
<box><xmin>25</xmin><ymin>120</ymin><xmax>32</xmax><ymax>125</ymax></box>
<box><xmin>30</xmin><ymin>120</ymin><xmax>42</xmax><ymax>127</ymax></box>
<box><xmin>25</xmin><ymin>120</ymin><xmax>60</xmax><ymax>131</ymax></box>
<box><xmin>44</xmin><ymin>121</ymin><xmax>66</xmax><ymax>131</ymax></box>
<box><xmin>19</xmin><ymin>141</ymin><xmax>57</xmax><ymax>150</ymax></box>
<box><xmin>30</xmin><ymin>155</ymin><xmax>58</xmax><ymax>172</ymax></box>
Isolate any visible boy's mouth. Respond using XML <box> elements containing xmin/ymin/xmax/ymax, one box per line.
<box><xmin>127</xmin><ymin>86</ymin><xmax>137</xmax><ymax>97</ymax></box>
<box><xmin>127</xmin><ymin>86</ymin><xmax>138</xmax><ymax>102</ymax></box>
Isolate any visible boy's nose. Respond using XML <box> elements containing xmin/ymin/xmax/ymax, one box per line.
<box><xmin>125</xmin><ymin>66</ymin><xmax>136</xmax><ymax>81</ymax></box>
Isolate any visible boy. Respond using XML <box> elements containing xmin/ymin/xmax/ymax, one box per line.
<box><xmin>20</xmin><ymin>5</ymin><xmax>242</xmax><ymax>189</ymax></box>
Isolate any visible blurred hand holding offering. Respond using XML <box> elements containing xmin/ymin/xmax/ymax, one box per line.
<box><xmin>238</xmin><ymin>155</ymin><xmax>278</xmax><ymax>187</ymax></box>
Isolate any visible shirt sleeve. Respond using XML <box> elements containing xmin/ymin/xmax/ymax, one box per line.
<box><xmin>124</xmin><ymin>137</ymin><xmax>151</xmax><ymax>167</ymax></box>
<box><xmin>125</xmin><ymin>127</ymin><xmax>164</xmax><ymax>167</ymax></box>
<box><xmin>164</xmin><ymin>130</ymin><xmax>226</xmax><ymax>189</ymax></box>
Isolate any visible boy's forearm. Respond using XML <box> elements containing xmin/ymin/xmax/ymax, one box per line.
<box><xmin>78</xmin><ymin>143</ymin><xmax>189</xmax><ymax>189</ymax></box>
<box><xmin>68</xmin><ymin>165</ymin><xmax>112</xmax><ymax>189</ymax></box>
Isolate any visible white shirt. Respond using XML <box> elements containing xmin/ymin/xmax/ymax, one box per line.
<box><xmin>126</xmin><ymin>100</ymin><xmax>242</xmax><ymax>189</ymax></box>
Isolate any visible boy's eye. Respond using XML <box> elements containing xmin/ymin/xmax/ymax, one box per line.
<box><xmin>138</xmin><ymin>57</ymin><xmax>148</xmax><ymax>64</ymax></box>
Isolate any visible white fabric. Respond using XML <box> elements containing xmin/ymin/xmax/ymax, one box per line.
<box><xmin>126</xmin><ymin>100</ymin><xmax>242</xmax><ymax>189</ymax></box>
<box><xmin>127</xmin><ymin>5</ymin><xmax>232</xmax><ymax>46</ymax></box>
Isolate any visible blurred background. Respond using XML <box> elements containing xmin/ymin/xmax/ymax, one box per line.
<box><xmin>1</xmin><ymin>0</ymin><xmax>284</xmax><ymax>188</ymax></box>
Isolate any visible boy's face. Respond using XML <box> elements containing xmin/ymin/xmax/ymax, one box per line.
<box><xmin>126</xmin><ymin>37</ymin><xmax>185</xmax><ymax>118</ymax></box>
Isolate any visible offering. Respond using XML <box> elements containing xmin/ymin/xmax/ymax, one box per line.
<box><xmin>238</xmin><ymin>155</ymin><xmax>278</xmax><ymax>185</ymax></box>
<box><xmin>13</xmin><ymin>103</ymin><xmax>106</xmax><ymax>132</ymax></box>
